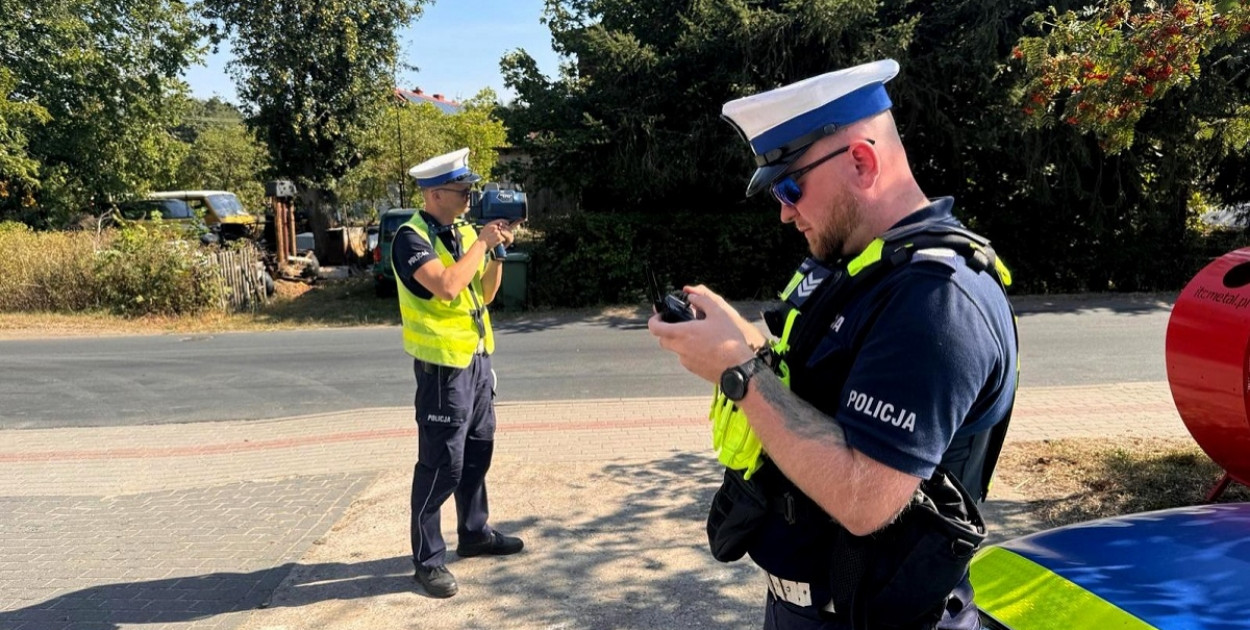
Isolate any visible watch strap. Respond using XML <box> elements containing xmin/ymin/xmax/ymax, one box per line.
<box><xmin>754</xmin><ymin>344</ymin><xmax>780</xmax><ymax>370</ymax></box>
<box><xmin>723</xmin><ymin>355</ymin><xmax>766</xmax><ymax>401</ymax></box>
<box><xmin>739</xmin><ymin>355</ymin><xmax>766</xmax><ymax>379</ymax></box>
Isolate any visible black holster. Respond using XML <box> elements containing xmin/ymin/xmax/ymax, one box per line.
<box><xmin>835</xmin><ymin>467</ymin><xmax>986</xmax><ymax>629</ymax></box>
<box><xmin>706</xmin><ymin>467</ymin><xmax>770</xmax><ymax>562</ymax></box>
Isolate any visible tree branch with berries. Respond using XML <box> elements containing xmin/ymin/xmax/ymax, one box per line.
<box><xmin>1012</xmin><ymin>0</ymin><xmax>1250</xmax><ymax>153</ymax></box>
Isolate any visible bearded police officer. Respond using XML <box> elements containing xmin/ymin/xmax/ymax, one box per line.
<box><xmin>649</xmin><ymin>60</ymin><xmax>1017</xmax><ymax>629</ymax></box>
<box><xmin>393</xmin><ymin>148</ymin><xmax>524</xmax><ymax>599</ymax></box>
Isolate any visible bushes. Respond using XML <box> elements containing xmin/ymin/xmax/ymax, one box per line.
<box><xmin>519</xmin><ymin>210</ymin><xmax>1249</xmax><ymax>309</ymax></box>
<box><xmin>93</xmin><ymin>227</ymin><xmax>221</xmax><ymax>316</ymax></box>
<box><xmin>0</xmin><ymin>221</ymin><xmax>221</xmax><ymax>316</ymax></box>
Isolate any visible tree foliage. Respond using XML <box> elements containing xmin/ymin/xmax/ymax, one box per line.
<box><xmin>1015</xmin><ymin>0</ymin><xmax>1250</xmax><ymax>153</ymax></box>
<box><xmin>0</xmin><ymin>0</ymin><xmax>203</xmax><ymax>227</ymax></box>
<box><xmin>201</xmin><ymin>0</ymin><xmax>429</xmax><ymax>253</ymax></box>
<box><xmin>172</xmin><ymin>96</ymin><xmax>246</xmax><ymax>144</ymax></box>
<box><xmin>501</xmin><ymin>0</ymin><xmax>1250</xmax><ymax>297</ymax></box>
<box><xmin>341</xmin><ymin>90</ymin><xmax>508</xmax><ymax>218</ymax></box>
<box><xmin>998</xmin><ymin>0</ymin><xmax>1250</xmax><ymax>291</ymax></box>
<box><xmin>174</xmin><ymin>120</ymin><xmax>271</xmax><ymax>214</ymax></box>
<box><xmin>0</xmin><ymin>68</ymin><xmax>48</xmax><ymax>209</ymax></box>
<box><xmin>500</xmin><ymin>0</ymin><xmax>911</xmax><ymax>213</ymax></box>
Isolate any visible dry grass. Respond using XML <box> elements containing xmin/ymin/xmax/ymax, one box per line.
<box><xmin>995</xmin><ymin>437</ymin><xmax>1250</xmax><ymax>529</ymax></box>
<box><xmin>0</xmin><ymin>225</ymin><xmax>107</xmax><ymax>312</ymax></box>
<box><xmin>0</xmin><ymin>275</ymin><xmax>667</xmax><ymax>339</ymax></box>
<box><xmin>0</xmin><ymin>277</ymin><xmax>395</xmax><ymax>339</ymax></box>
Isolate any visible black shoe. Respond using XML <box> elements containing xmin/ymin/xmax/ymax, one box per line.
<box><xmin>414</xmin><ymin>565</ymin><xmax>458</xmax><ymax>598</ymax></box>
<box><xmin>457</xmin><ymin>530</ymin><xmax>524</xmax><ymax>557</ymax></box>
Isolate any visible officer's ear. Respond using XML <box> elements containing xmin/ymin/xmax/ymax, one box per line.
<box><xmin>848</xmin><ymin>139</ymin><xmax>880</xmax><ymax>188</ymax></box>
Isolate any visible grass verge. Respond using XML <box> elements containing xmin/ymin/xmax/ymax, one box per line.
<box><xmin>996</xmin><ymin>437</ymin><xmax>1250</xmax><ymax>530</ymax></box>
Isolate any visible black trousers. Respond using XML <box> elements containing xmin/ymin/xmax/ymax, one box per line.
<box><xmin>410</xmin><ymin>354</ymin><xmax>496</xmax><ymax>570</ymax></box>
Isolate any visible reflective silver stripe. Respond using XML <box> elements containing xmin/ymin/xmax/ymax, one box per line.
<box><xmin>765</xmin><ymin>573</ymin><xmax>812</xmax><ymax>607</ymax></box>
<box><xmin>765</xmin><ymin>573</ymin><xmax>837</xmax><ymax>613</ymax></box>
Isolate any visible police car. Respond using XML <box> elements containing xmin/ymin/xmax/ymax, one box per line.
<box><xmin>971</xmin><ymin>502</ymin><xmax>1250</xmax><ymax>629</ymax></box>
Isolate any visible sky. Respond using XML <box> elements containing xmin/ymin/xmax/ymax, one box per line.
<box><xmin>182</xmin><ymin>0</ymin><xmax>564</xmax><ymax>106</ymax></box>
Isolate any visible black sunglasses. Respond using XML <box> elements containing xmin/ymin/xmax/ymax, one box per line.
<box><xmin>770</xmin><ymin>138</ymin><xmax>875</xmax><ymax>207</ymax></box>
<box><xmin>435</xmin><ymin>187</ymin><xmax>472</xmax><ymax>198</ymax></box>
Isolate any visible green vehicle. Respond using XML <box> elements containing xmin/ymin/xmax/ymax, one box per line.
<box><xmin>371</xmin><ymin>208</ymin><xmax>416</xmax><ymax>297</ymax></box>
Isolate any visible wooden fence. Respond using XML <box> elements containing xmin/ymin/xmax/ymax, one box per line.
<box><xmin>210</xmin><ymin>247</ymin><xmax>269</xmax><ymax>312</ymax></box>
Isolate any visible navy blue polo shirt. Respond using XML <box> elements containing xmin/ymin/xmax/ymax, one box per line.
<box><xmin>745</xmin><ymin>198</ymin><xmax>1015</xmax><ymax>627</ymax></box>
<box><xmin>391</xmin><ymin>211</ymin><xmax>463</xmax><ymax>299</ymax></box>
<box><xmin>814</xmin><ymin>196</ymin><xmax>1016</xmax><ymax>481</ymax></box>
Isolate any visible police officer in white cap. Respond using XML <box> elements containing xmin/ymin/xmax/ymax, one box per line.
<box><xmin>650</xmin><ymin>60</ymin><xmax>1017</xmax><ymax>629</ymax></box>
<box><xmin>391</xmin><ymin>147</ymin><xmax>523</xmax><ymax>598</ymax></box>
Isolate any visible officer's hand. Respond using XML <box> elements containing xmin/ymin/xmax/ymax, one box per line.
<box><xmin>685</xmin><ymin>285</ymin><xmax>769</xmax><ymax>351</ymax></box>
<box><xmin>479</xmin><ymin>220</ymin><xmax>508</xmax><ymax>248</ymax></box>
<box><xmin>648</xmin><ymin>285</ymin><xmax>755</xmax><ymax>384</ymax></box>
<box><xmin>499</xmin><ymin>219</ymin><xmax>521</xmax><ymax>248</ymax></box>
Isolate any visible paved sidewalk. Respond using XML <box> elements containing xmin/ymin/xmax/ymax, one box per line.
<box><xmin>0</xmin><ymin>382</ymin><xmax>1190</xmax><ymax>629</ymax></box>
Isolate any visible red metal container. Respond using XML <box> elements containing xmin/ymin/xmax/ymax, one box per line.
<box><xmin>1166</xmin><ymin>248</ymin><xmax>1250</xmax><ymax>499</ymax></box>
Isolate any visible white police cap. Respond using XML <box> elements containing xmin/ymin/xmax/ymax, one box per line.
<box><xmin>408</xmin><ymin>147</ymin><xmax>483</xmax><ymax>188</ymax></box>
<box><xmin>721</xmin><ymin>59</ymin><xmax>899</xmax><ymax>197</ymax></box>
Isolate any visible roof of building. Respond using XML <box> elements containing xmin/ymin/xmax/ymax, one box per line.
<box><xmin>393</xmin><ymin>88</ymin><xmax>463</xmax><ymax>114</ymax></box>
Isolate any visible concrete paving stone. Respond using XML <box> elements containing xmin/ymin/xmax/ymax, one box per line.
<box><xmin>0</xmin><ymin>381</ymin><xmax>1198</xmax><ymax>629</ymax></box>
<box><xmin>0</xmin><ymin>474</ymin><xmax>370</xmax><ymax>628</ymax></box>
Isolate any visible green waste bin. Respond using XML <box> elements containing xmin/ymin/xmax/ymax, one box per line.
<box><xmin>497</xmin><ymin>251</ymin><xmax>530</xmax><ymax>311</ymax></box>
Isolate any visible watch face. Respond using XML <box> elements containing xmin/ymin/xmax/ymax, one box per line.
<box><xmin>721</xmin><ymin>367</ymin><xmax>747</xmax><ymax>401</ymax></box>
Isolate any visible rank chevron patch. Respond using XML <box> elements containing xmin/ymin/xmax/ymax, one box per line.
<box><xmin>795</xmin><ymin>272</ymin><xmax>824</xmax><ymax>298</ymax></box>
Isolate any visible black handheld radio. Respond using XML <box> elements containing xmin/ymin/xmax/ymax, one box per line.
<box><xmin>647</xmin><ymin>266</ymin><xmax>696</xmax><ymax>323</ymax></box>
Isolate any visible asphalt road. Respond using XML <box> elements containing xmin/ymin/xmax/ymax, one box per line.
<box><xmin>0</xmin><ymin>293</ymin><xmax>1176</xmax><ymax>429</ymax></box>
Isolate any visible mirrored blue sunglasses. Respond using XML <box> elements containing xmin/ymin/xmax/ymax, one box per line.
<box><xmin>770</xmin><ymin>139</ymin><xmax>875</xmax><ymax>206</ymax></box>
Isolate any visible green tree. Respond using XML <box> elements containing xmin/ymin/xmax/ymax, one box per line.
<box><xmin>174</xmin><ymin>121</ymin><xmax>270</xmax><ymax>213</ymax></box>
<box><xmin>0</xmin><ymin>0</ymin><xmax>203</xmax><ymax>227</ymax></box>
<box><xmin>0</xmin><ymin>68</ymin><xmax>49</xmax><ymax>211</ymax></box>
<box><xmin>340</xmin><ymin>89</ymin><xmax>508</xmax><ymax>217</ymax></box>
<box><xmin>201</xmin><ymin>0</ymin><xmax>428</xmax><ymax>257</ymax></box>
<box><xmin>172</xmin><ymin>96</ymin><xmax>246</xmax><ymax>144</ymax></box>
<box><xmin>501</xmin><ymin>0</ymin><xmax>1250</xmax><ymax>295</ymax></box>
<box><xmin>999</xmin><ymin>0</ymin><xmax>1250</xmax><ymax>290</ymax></box>
<box><xmin>1015</xmin><ymin>0</ymin><xmax>1250</xmax><ymax>153</ymax></box>
<box><xmin>500</xmin><ymin>0</ymin><xmax>917</xmax><ymax>213</ymax></box>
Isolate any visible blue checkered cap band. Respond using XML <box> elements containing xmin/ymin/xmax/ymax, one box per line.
<box><xmin>408</xmin><ymin>147</ymin><xmax>483</xmax><ymax>187</ymax></box>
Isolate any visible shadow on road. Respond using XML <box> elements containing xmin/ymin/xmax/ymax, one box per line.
<box><xmin>0</xmin><ymin>559</ymin><xmax>412</xmax><ymax>630</ymax></box>
<box><xmin>248</xmin><ymin>452</ymin><xmax>765</xmax><ymax>629</ymax></box>
<box><xmin>434</xmin><ymin>451</ymin><xmax>761</xmax><ymax>629</ymax></box>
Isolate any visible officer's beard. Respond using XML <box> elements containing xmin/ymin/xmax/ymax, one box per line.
<box><xmin>811</xmin><ymin>186</ymin><xmax>864</xmax><ymax>262</ymax></box>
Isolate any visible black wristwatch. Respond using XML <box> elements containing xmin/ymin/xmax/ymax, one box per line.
<box><xmin>720</xmin><ymin>356</ymin><xmax>766</xmax><ymax>402</ymax></box>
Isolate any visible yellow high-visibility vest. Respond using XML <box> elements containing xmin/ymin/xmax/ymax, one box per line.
<box><xmin>710</xmin><ymin>231</ymin><xmax>1013</xmax><ymax>479</ymax></box>
<box><xmin>393</xmin><ymin>217</ymin><xmax>494</xmax><ymax>368</ymax></box>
